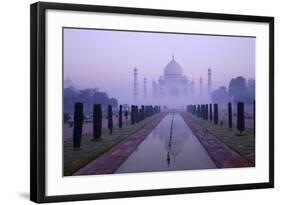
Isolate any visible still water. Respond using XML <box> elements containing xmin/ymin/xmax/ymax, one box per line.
<box><xmin>115</xmin><ymin>113</ymin><xmax>216</xmax><ymax>173</ymax></box>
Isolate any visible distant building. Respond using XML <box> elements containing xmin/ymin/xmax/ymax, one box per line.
<box><xmin>134</xmin><ymin>55</ymin><xmax>212</xmax><ymax>106</ymax></box>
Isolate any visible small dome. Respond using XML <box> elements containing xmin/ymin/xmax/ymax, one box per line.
<box><xmin>164</xmin><ymin>55</ymin><xmax>183</xmax><ymax>77</ymax></box>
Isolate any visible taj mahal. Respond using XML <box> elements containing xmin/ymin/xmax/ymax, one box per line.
<box><xmin>133</xmin><ymin>55</ymin><xmax>212</xmax><ymax>107</ymax></box>
<box><xmin>153</xmin><ymin>55</ymin><xmax>191</xmax><ymax>97</ymax></box>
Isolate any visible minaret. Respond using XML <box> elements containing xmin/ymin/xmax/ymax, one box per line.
<box><xmin>185</xmin><ymin>77</ymin><xmax>189</xmax><ymax>95</ymax></box>
<box><xmin>199</xmin><ymin>77</ymin><xmax>203</xmax><ymax>97</ymax></box>
<box><xmin>143</xmin><ymin>77</ymin><xmax>147</xmax><ymax>99</ymax></box>
<box><xmin>152</xmin><ymin>80</ymin><xmax>157</xmax><ymax>97</ymax></box>
<box><xmin>190</xmin><ymin>80</ymin><xmax>194</xmax><ymax>96</ymax></box>
<box><xmin>133</xmin><ymin>67</ymin><xmax>138</xmax><ymax>102</ymax></box>
<box><xmin>208</xmin><ymin>67</ymin><xmax>212</xmax><ymax>97</ymax></box>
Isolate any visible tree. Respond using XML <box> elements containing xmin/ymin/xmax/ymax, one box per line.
<box><xmin>211</xmin><ymin>86</ymin><xmax>229</xmax><ymax>105</ymax></box>
<box><xmin>118</xmin><ymin>105</ymin><xmax>123</xmax><ymax>129</ymax></box>
<box><xmin>64</xmin><ymin>113</ymin><xmax>71</xmax><ymax>123</ymax></box>
<box><xmin>93</xmin><ymin>92</ymin><xmax>109</xmax><ymax>108</ymax></box>
<box><xmin>93</xmin><ymin>104</ymin><xmax>102</xmax><ymax>140</ymax></box>
<box><xmin>108</xmin><ymin>98</ymin><xmax>118</xmax><ymax>110</ymax></box>
<box><xmin>228</xmin><ymin>102</ymin><xmax>232</xmax><ymax>129</ymax></box>
<box><xmin>78</xmin><ymin>88</ymin><xmax>97</xmax><ymax>114</ymax></box>
<box><xmin>228</xmin><ymin>76</ymin><xmax>252</xmax><ymax>104</ymax></box>
<box><xmin>214</xmin><ymin>103</ymin><xmax>219</xmax><ymax>125</ymax></box>
<box><xmin>247</xmin><ymin>79</ymin><xmax>255</xmax><ymax>101</ymax></box>
<box><xmin>64</xmin><ymin>87</ymin><xmax>78</xmax><ymax>114</ymax></box>
<box><xmin>73</xmin><ymin>102</ymin><xmax>83</xmax><ymax>148</ymax></box>
<box><xmin>107</xmin><ymin>105</ymin><xmax>113</xmax><ymax>134</ymax></box>
<box><xmin>237</xmin><ymin>102</ymin><xmax>245</xmax><ymax>134</ymax></box>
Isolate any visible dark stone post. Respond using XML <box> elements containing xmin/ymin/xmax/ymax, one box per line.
<box><xmin>73</xmin><ymin>102</ymin><xmax>83</xmax><ymax>148</ymax></box>
<box><xmin>205</xmin><ymin>104</ymin><xmax>209</xmax><ymax>120</ymax></box>
<box><xmin>228</xmin><ymin>102</ymin><xmax>232</xmax><ymax>129</ymax></box>
<box><xmin>131</xmin><ymin>105</ymin><xmax>135</xmax><ymax>125</ymax></box>
<box><xmin>118</xmin><ymin>105</ymin><xmax>123</xmax><ymax>129</ymax></box>
<box><xmin>201</xmin><ymin>105</ymin><xmax>203</xmax><ymax>119</ymax></box>
<box><xmin>214</xmin><ymin>103</ymin><xmax>218</xmax><ymax>125</ymax></box>
<box><xmin>237</xmin><ymin>102</ymin><xmax>245</xmax><ymax>134</ymax></box>
<box><xmin>197</xmin><ymin>105</ymin><xmax>200</xmax><ymax>117</ymax></box>
<box><xmin>200</xmin><ymin>104</ymin><xmax>204</xmax><ymax>119</ymax></box>
<box><xmin>141</xmin><ymin>105</ymin><xmax>145</xmax><ymax>120</ymax></box>
<box><xmin>93</xmin><ymin>104</ymin><xmax>102</xmax><ymax>140</ymax></box>
<box><xmin>209</xmin><ymin>104</ymin><xmax>213</xmax><ymax>121</ymax></box>
<box><xmin>124</xmin><ymin>110</ymin><xmax>128</xmax><ymax>121</ymax></box>
<box><xmin>107</xmin><ymin>105</ymin><xmax>113</xmax><ymax>134</ymax></box>
<box><xmin>253</xmin><ymin>101</ymin><xmax>255</xmax><ymax>135</ymax></box>
<box><xmin>135</xmin><ymin>106</ymin><xmax>139</xmax><ymax>123</ymax></box>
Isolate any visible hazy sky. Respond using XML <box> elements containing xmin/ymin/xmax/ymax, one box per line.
<box><xmin>64</xmin><ymin>28</ymin><xmax>255</xmax><ymax>104</ymax></box>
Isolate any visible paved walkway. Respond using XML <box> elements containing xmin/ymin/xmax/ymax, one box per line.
<box><xmin>73</xmin><ymin>113</ymin><xmax>166</xmax><ymax>175</ymax></box>
<box><xmin>180</xmin><ymin>112</ymin><xmax>253</xmax><ymax>168</ymax></box>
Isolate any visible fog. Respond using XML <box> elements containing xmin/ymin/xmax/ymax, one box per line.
<box><xmin>64</xmin><ymin>28</ymin><xmax>255</xmax><ymax>108</ymax></box>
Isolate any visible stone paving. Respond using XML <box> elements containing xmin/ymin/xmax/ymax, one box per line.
<box><xmin>180</xmin><ymin>112</ymin><xmax>253</xmax><ymax>168</ymax></box>
<box><xmin>73</xmin><ymin>113</ymin><xmax>166</xmax><ymax>175</ymax></box>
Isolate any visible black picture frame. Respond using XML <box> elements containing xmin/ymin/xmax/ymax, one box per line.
<box><xmin>30</xmin><ymin>2</ymin><xmax>274</xmax><ymax>203</ymax></box>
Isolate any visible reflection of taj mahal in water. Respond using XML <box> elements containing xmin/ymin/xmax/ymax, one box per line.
<box><xmin>133</xmin><ymin>55</ymin><xmax>212</xmax><ymax>107</ymax></box>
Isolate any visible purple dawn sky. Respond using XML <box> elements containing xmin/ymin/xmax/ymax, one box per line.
<box><xmin>64</xmin><ymin>28</ymin><xmax>255</xmax><ymax>104</ymax></box>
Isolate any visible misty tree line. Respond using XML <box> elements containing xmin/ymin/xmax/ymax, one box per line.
<box><xmin>73</xmin><ymin>102</ymin><xmax>161</xmax><ymax>148</ymax></box>
<box><xmin>211</xmin><ymin>76</ymin><xmax>255</xmax><ymax>105</ymax></box>
<box><xmin>64</xmin><ymin>87</ymin><xmax>118</xmax><ymax>114</ymax></box>
<box><xmin>186</xmin><ymin>101</ymin><xmax>255</xmax><ymax>134</ymax></box>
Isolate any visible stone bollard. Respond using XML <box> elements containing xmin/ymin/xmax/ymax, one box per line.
<box><xmin>214</xmin><ymin>103</ymin><xmax>219</xmax><ymax>125</ymax></box>
<box><xmin>130</xmin><ymin>105</ymin><xmax>135</xmax><ymax>125</ymax></box>
<box><xmin>93</xmin><ymin>104</ymin><xmax>102</xmax><ymax>140</ymax></box>
<box><xmin>108</xmin><ymin>105</ymin><xmax>113</xmax><ymax>134</ymax></box>
<box><xmin>73</xmin><ymin>102</ymin><xmax>83</xmax><ymax>148</ymax></box>
<box><xmin>237</xmin><ymin>102</ymin><xmax>245</xmax><ymax>134</ymax></box>
<box><xmin>119</xmin><ymin>105</ymin><xmax>123</xmax><ymax>129</ymax></box>
<box><xmin>228</xmin><ymin>102</ymin><xmax>232</xmax><ymax>129</ymax></box>
<box><xmin>209</xmin><ymin>104</ymin><xmax>213</xmax><ymax>122</ymax></box>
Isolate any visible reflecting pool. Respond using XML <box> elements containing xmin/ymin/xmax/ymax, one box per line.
<box><xmin>115</xmin><ymin>113</ymin><xmax>216</xmax><ymax>173</ymax></box>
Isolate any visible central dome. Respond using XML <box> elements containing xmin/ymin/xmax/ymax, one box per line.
<box><xmin>164</xmin><ymin>55</ymin><xmax>183</xmax><ymax>77</ymax></box>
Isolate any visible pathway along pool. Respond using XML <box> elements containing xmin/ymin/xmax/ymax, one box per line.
<box><xmin>115</xmin><ymin>113</ymin><xmax>216</xmax><ymax>173</ymax></box>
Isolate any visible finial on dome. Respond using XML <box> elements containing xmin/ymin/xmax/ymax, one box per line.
<box><xmin>172</xmin><ymin>54</ymin><xmax>175</xmax><ymax>61</ymax></box>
